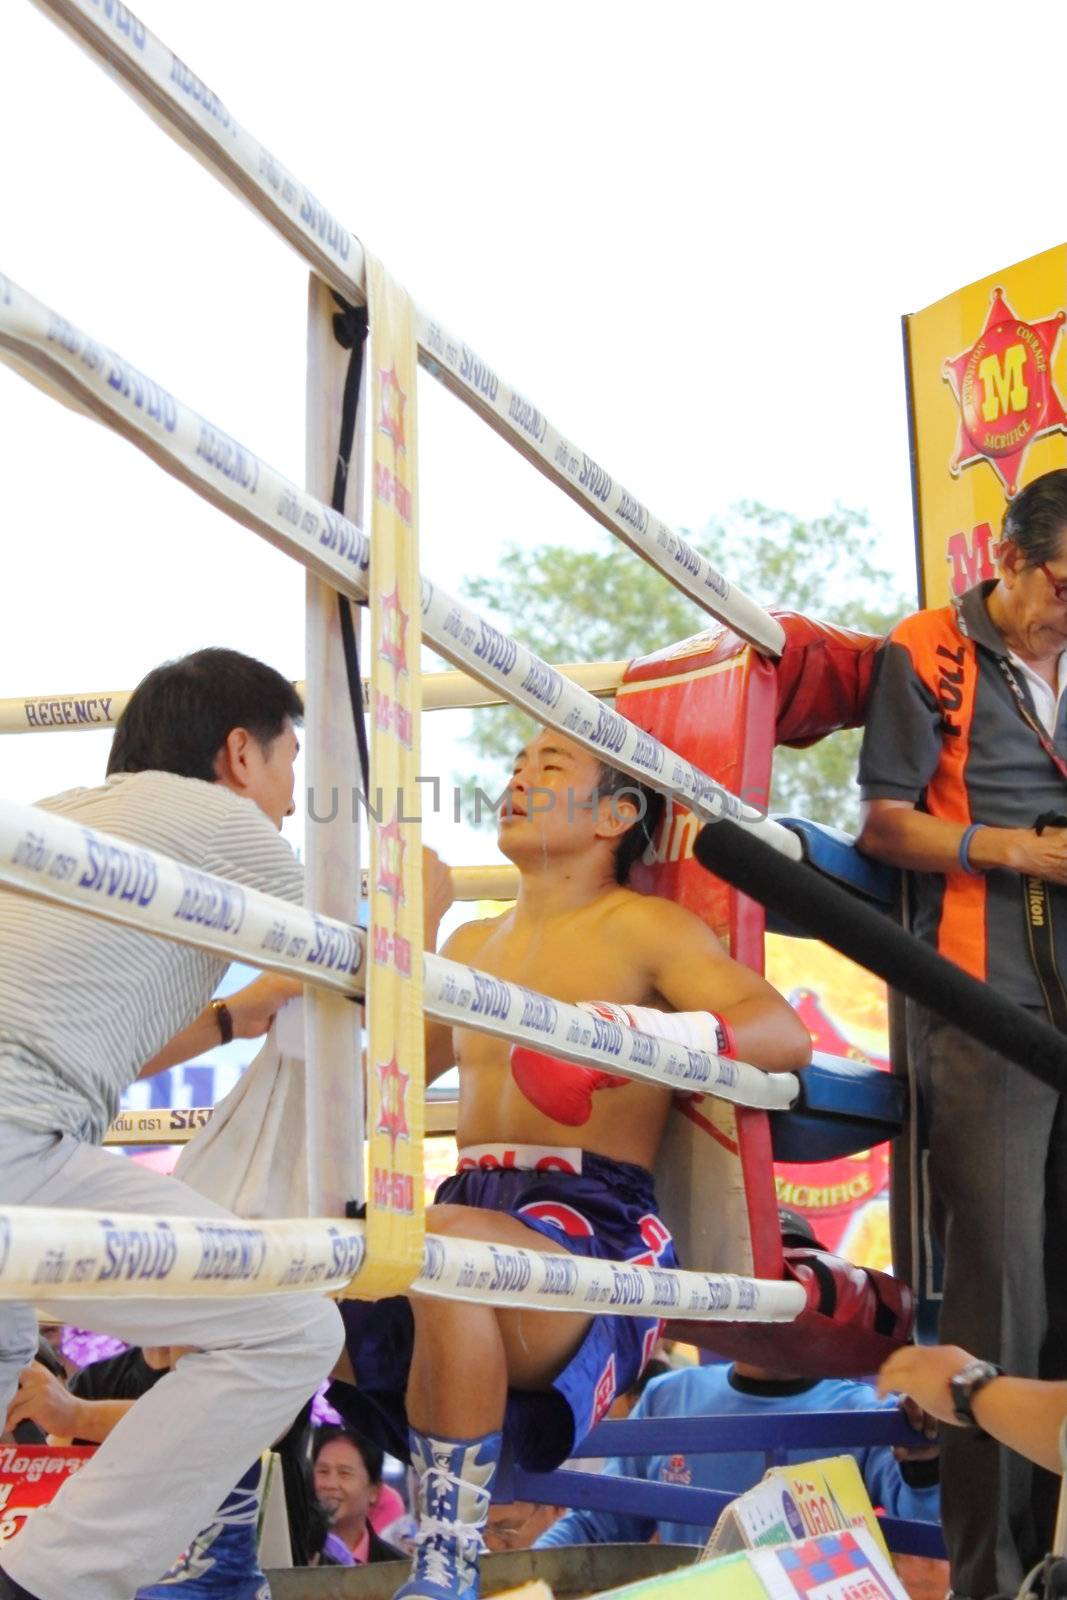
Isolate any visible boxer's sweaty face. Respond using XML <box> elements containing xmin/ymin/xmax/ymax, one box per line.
<box><xmin>499</xmin><ymin>731</ymin><xmax>604</xmax><ymax>863</ymax></box>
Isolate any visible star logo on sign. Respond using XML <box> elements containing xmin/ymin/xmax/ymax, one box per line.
<box><xmin>376</xmin><ymin>1055</ymin><xmax>410</xmax><ymax>1152</ymax></box>
<box><xmin>378</xmin><ymin>585</ymin><xmax>409</xmax><ymax>678</ymax></box>
<box><xmin>376</xmin><ymin>812</ymin><xmax>406</xmax><ymax>906</ymax></box>
<box><xmin>943</xmin><ymin>288</ymin><xmax>1067</xmax><ymax>497</ymax></box>
<box><xmin>378</xmin><ymin>365</ymin><xmax>407</xmax><ymax>452</ymax></box>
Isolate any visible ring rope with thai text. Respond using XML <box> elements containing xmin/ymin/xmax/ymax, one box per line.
<box><xmin>28</xmin><ymin>0</ymin><xmax>783</xmax><ymax>657</ymax></box>
<box><xmin>0</xmin><ymin>796</ymin><xmax>798</xmax><ymax>1116</ymax></box>
<box><xmin>0</xmin><ymin>273</ymin><xmax>800</xmax><ymax>863</ymax></box>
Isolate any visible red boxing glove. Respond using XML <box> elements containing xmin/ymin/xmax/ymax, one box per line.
<box><xmin>509</xmin><ymin>1050</ymin><xmax>629</xmax><ymax>1126</ymax></box>
<box><xmin>509</xmin><ymin>1002</ymin><xmax>630</xmax><ymax>1126</ymax></box>
<box><xmin>509</xmin><ymin>1002</ymin><xmax>737</xmax><ymax>1125</ymax></box>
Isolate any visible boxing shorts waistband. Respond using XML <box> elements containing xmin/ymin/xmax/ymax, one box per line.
<box><xmin>456</xmin><ymin>1143</ymin><xmax>583</xmax><ymax>1174</ymax></box>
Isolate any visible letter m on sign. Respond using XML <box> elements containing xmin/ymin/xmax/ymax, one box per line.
<box><xmin>979</xmin><ymin>344</ymin><xmax>1028</xmax><ymax>422</ymax></box>
<box><xmin>947</xmin><ymin>523</ymin><xmax>994</xmax><ymax>597</ymax></box>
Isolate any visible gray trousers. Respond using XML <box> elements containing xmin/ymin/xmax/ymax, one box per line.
<box><xmin>911</xmin><ymin>1009</ymin><xmax>1067</xmax><ymax>1599</ymax></box>
<box><xmin>0</xmin><ymin>1121</ymin><xmax>343</xmax><ymax>1600</ymax></box>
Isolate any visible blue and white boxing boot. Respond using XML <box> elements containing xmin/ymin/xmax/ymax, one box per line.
<box><xmin>135</xmin><ymin>1458</ymin><xmax>270</xmax><ymax>1599</ymax></box>
<box><xmin>393</xmin><ymin>1428</ymin><xmax>501</xmax><ymax>1600</ymax></box>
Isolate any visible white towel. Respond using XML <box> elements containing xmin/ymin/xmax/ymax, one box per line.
<box><xmin>174</xmin><ymin>1004</ymin><xmax>308</xmax><ymax>1218</ymax></box>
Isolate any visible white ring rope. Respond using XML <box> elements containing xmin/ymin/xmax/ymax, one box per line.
<box><xmin>422</xmin><ymin>958</ymin><xmax>798</xmax><ymax>1112</ymax></box>
<box><xmin>0</xmin><ymin>796</ymin><xmax>366</xmax><ymax>994</ymax></box>
<box><xmin>0</xmin><ymin>275</ymin><xmax>801</xmax><ymax>862</ymax></box>
<box><xmin>29</xmin><ymin>0</ymin><xmax>784</xmax><ymax>658</ymax></box>
<box><xmin>0</xmin><ymin>662</ymin><xmax>629</xmax><ymax>736</ymax></box>
<box><xmin>0</xmin><ymin>1204</ymin><xmax>804</xmax><ymax>1320</ymax></box>
<box><xmin>0</xmin><ymin>798</ymin><xmax>799</xmax><ymax>1115</ymax></box>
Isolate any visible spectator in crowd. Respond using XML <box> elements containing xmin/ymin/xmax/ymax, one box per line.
<box><xmin>535</xmin><ymin>1357</ymin><xmax>940</xmax><ymax>1549</ymax></box>
<box><xmin>310</xmin><ymin>1427</ymin><xmax>403</xmax><ymax>1567</ymax></box>
<box><xmin>484</xmin><ymin>1498</ymin><xmax>564</xmax><ymax>1553</ymax></box>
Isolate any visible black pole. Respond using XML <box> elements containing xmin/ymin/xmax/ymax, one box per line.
<box><xmin>694</xmin><ymin>820</ymin><xmax>1067</xmax><ymax>1094</ymax></box>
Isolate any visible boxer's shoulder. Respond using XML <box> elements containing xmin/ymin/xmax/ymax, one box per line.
<box><xmin>609</xmin><ymin>888</ymin><xmax>722</xmax><ymax>949</ymax></box>
<box><xmin>440</xmin><ymin>914</ymin><xmax>500</xmax><ymax>964</ymax></box>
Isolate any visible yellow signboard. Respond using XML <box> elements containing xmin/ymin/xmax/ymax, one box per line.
<box><xmin>594</xmin><ymin>1550</ymin><xmax>769</xmax><ymax>1600</ymax></box>
<box><xmin>595</xmin><ymin>1528</ymin><xmax>907</xmax><ymax>1600</ymax></box>
<box><xmin>705</xmin><ymin>1455</ymin><xmax>890</xmax><ymax>1565</ymax></box>
<box><xmin>905</xmin><ymin>244</ymin><xmax>1067</xmax><ymax>606</ymax></box>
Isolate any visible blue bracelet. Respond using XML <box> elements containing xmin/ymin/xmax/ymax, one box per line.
<box><xmin>958</xmin><ymin>823</ymin><xmax>983</xmax><ymax>876</ymax></box>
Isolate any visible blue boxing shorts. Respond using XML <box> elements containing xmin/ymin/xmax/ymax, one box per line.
<box><xmin>328</xmin><ymin>1143</ymin><xmax>677</xmax><ymax>1471</ymax></box>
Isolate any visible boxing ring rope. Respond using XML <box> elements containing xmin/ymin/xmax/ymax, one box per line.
<box><xmin>0</xmin><ymin>1204</ymin><xmax>803</xmax><ymax>1321</ymax></box>
<box><xmin>0</xmin><ymin>663</ymin><xmax>628</xmax><ymax>736</ymax></box>
<box><xmin>0</xmin><ymin>797</ymin><xmax>799</xmax><ymax>1115</ymax></box>
<box><xmin>0</xmin><ymin>3</ymin><xmax>817</xmax><ymax>1375</ymax></box>
<box><xmin>28</xmin><ymin>0</ymin><xmax>784</xmax><ymax>658</ymax></box>
<box><xmin>102</xmin><ymin>1098</ymin><xmax>462</xmax><ymax>1148</ymax></box>
<box><xmin>0</xmin><ymin>273</ymin><xmax>802</xmax><ymax>863</ymax></box>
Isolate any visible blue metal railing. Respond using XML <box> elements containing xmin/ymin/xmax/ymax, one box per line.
<box><xmin>499</xmin><ymin>1407</ymin><xmax>945</xmax><ymax>1560</ymax></box>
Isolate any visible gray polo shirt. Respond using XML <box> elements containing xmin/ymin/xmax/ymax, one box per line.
<box><xmin>859</xmin><ymin>582</ymin><xmax>1067</xmax><ymax>1008</ymax></box>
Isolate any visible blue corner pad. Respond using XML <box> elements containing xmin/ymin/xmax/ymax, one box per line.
<box><xmin>770</xmin><ymin>1051</ymin><xmax>905</xmax><ymax>1162</ymax></box>
<box><xmin>764</xmin><ymin>817</ymin><xmax>900</xmax><ymax>938</ymax></box>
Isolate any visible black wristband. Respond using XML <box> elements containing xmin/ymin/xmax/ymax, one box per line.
<box><xmin>211</xmin><ymin>999</ymin><xmax>234</xmax><ymax>1045</ymax></box>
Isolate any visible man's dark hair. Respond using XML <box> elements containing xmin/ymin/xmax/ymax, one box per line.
<box><xmin>311</xmin><ymin>1424</ymin><xmax>384</xmax><ymax>1485</ymax></box>
<box><xmin>595</xmin><ymin>760</ymin><xmax>666</xmax><ymax>885</ymax></box>
<box><xmin>1002</xmin><ymin>469</ymin><xmax>1067</xmax><ymax>565</ymax></box>
<box><xmin>107</xmin><ymin>648</ymin><xmax>303</xmax><ymax>781</ymax></box>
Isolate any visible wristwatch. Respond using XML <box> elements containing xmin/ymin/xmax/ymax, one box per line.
<box><xmin>210</xmin><ymin>998</ymin><xmax>234</xmax><ymax>1045</ymax></box>
<box><xmin>949</xmin><ymin>1358</ymin><xmax>1003</xmax><ymax>1430</ymax></box>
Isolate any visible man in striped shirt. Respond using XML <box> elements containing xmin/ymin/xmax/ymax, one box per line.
<box><xmin>0</xmin><ymin>648</ymin><xmax>343</xmax><ymax>1600</ymax></box>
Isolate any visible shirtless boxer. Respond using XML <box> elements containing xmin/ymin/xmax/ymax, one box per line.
<box><xmin>330</xmin><ymin>729</ymin><xmax>810</xmax><ymax>1600</ymax></box>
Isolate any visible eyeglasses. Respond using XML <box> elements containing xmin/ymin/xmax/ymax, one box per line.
<box><xmin>1037</xmin><ymin>562</ymin><xmax>1067</xmax><ymax>602</ymax></box>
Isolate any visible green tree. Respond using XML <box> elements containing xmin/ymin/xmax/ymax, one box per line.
<box><xmin>460</xmin><ymin>503</ymin><xmax>912</xmax><ymax>832</ymax></box>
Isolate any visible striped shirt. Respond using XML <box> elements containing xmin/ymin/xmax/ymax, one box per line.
<box><xmin>0</xmin><ymin>772</ymin><xmax>303</xmax><ymax>1142</ymax></box>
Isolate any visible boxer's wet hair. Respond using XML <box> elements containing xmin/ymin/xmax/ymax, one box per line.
<box><xmin>1002</xmin><ymin>468</ymin><xmax>1067</xmax><ymax>566</ymax></box>
<box><xmin>108</xmin><ymin>648</ymin><xmax>303</xmax><ymax>782</ymax></box>
<box><xmin>595</xmin><ymin>760</ymin><xmax>665</xmax><ymax>884</ymax></box>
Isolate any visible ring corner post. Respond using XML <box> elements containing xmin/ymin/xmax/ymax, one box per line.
<box><xmin>304</xmin><ymin>271</ymin><xmax>366</xmax><ymax>1218</ymax></box>
<box><xmin>354</xmin><ymin>256</ymin><xmax>426</xmax><ymax>1298</ymax></box>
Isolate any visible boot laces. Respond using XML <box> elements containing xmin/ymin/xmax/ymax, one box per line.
<box><xmin>413</xmin><ymin>1521</ymin><xmax>484</xmax><ymax>1591</ymax></box>
<box><xmin>414</xmin><ymin>1465</ymin><xmax>491</xmax><ymax>1591</ymax></box>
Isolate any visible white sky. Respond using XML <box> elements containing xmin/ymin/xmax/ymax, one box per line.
<box><xmin>4</xmin><ymin>0</ymin><xmax>1067</xmax><ymax>862</ymax></box>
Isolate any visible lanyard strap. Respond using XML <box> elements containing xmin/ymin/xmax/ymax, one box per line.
<box><xmin>1023</xmin><ymin>870</ymin><xmax>1067</xmax><ymax>1034</ymax></box>
<box><xmin>989</xmin><ymin>658</ymin><xmax>1067</xmax><ymax>1028</ymax></box>
<box><xmin>994</xmin><ymin>656</ymin><xmax>1067</xmax><ymax>783</ymax></box>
